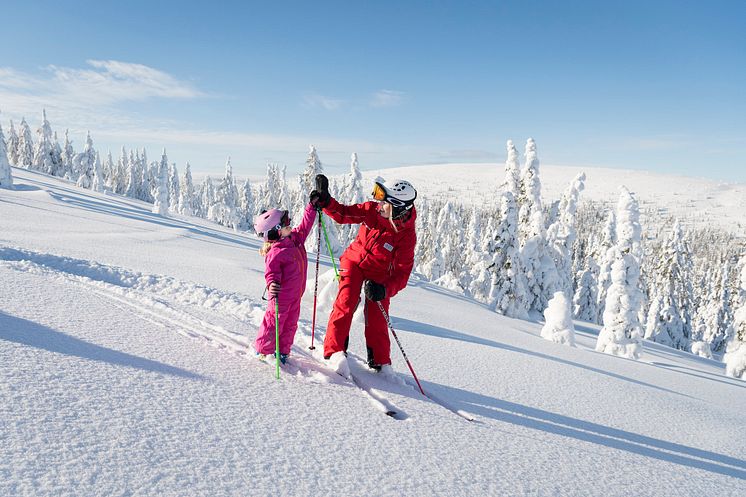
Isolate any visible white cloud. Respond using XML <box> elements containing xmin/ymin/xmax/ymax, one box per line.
<box><xmin>0</xmin><ymin>61</ymin><xmax>422</xmax><ymax>173</ymax></box>
<box><xmin>49</xmin><ymin>59</ymin><xmax>205</xmax><ymax>104</ymax></box>
<box><xmin>302</xmin><ymin>93</ymin><xmax>345</xmax><ymax>110</ymax></box>
<box><xmin>370</xmin><ymin>89</ymin><xmax>404</xmax><ymax>108</ymax></box>
<box><xmin>0</xmin><ymin>60</ymin><xmax>204</xmax><ymax>117</ymax></box>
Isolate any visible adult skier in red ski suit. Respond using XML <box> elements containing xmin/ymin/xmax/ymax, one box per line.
<box><xmin>310</xmin><ymin>174</ymin><xmax>417</xmax><ymax>370</ymax></box>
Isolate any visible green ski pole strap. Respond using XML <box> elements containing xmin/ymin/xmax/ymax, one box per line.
<box><xmin>319</xmin><ymin>213</ymin><xmax>340</xmax><ymax>281</ymax></box>
<box><xmin>274</xmin><ymin>298</ymin><xmax>280</xmax><ymax>380</ymax></box>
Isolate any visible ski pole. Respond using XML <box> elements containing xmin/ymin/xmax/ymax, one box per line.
<box><xmin>375</xmin><ymin>300</ymin><xmax>425</xmax><ymax>395</ymax></box>
<box><xmin>319</xmin><ymin>213</ymin><xmax>340</xmax><ymax>281</ymax></box>
<box><xmin>274</xmin><ymin>297</ymin><xmax>280</xmax><ymax>380</ymax></box>
<box><xmin>309</xmin><ymin>212</ymin><xmax>322</xmax><ymax>350</ymax></box>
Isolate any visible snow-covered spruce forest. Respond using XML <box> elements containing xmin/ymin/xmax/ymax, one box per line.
<box><xmin>2</xmin><ymin>111</ymin><xmax>745</xmax><ymax>378</ymax></box>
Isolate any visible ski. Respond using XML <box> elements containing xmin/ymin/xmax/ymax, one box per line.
<box><xmin>348</xmin><ymin>356</ymin><xmax>475</xmax><ymax>422</ymax></box>
<box><xmin>313</xmin><ymin>351</ymin><xmax>406</xmax><ymax>420</ymax></box>
<box><xmin>348</xmin><ymin>370</ymin><xmax>404</xmax><ymax>419</ymax></box>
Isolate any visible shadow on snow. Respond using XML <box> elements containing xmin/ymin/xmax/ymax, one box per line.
<box><xmin>391</xmin><ymin>316</ymin><xmax>691</xmax><ymax>399</ymax></box>
<box><xmin>424</xmin><ymin>379</ymin><xmax>746</xmax><ymax>480</ymax></box>
<box><xmin>0</xmin><ymin>311</ymin><xmax>204</xmax><ymax>380</ymax></box>
<box><xmin>380</xmin><ymin>315</ymin><xmax>745</xmax><ymax>479</ymax></box>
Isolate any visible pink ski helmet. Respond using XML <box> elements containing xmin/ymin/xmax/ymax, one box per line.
<box><xmin>253</xmin><ymin>209</ymin><xmax>290</xmax><ymax>241</ymax></box>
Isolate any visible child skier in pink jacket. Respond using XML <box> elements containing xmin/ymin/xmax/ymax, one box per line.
<box><xmin>253</xmin><ymin>202</ymin><xmax>317</xmax><ymax>363</ymax></box>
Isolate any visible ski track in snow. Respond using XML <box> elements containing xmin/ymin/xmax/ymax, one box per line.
<box><xmin>0</xmin><ymin>245</ymin><xmax>430</xmax><ymax>421</ymax></box>
<box><xmin>0</xmin><ymin>246</ymin><xmax>259</xmax><ymax>352</ymax></box>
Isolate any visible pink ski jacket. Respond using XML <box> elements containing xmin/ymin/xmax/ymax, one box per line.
<box><xmin>263</xmin><ymin>203</ymin><xmax>317</xmax><ymax>301</ymax></box>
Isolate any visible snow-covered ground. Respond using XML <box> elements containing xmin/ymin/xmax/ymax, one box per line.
<box><xmin>362</xmin><ymin>163</ymin><xmax>746</xmax><ymax>235</ymax></box>
<box><xmin>1</xmin><ymin>167</ymin><xmax>745</xmax><ymax>497</ymax></box>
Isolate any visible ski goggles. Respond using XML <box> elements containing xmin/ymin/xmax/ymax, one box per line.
<box><xmin>371</xmin><ymin>182</ymin><xmax>406</xmax><ymax>207</ymax></box>
<box><xmin>372</xmin><ymin>182</ymin><xmax>387</xmax><ymax>201</ymax></box>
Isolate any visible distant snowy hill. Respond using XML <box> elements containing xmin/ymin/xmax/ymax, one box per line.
<box><xmin>360</xmin><ymin>163</ymin><xmax>746</xmax><ymax>235</ymax></box>
<box><xmin>1</xmin><ymin>167</ymin><xmax>745</xmax><ymax>497</ymax></box>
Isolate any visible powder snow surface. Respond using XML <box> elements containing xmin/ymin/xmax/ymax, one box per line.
<box><xmin>1</xmin><ymin>168</ymin><xmax>744</xmax><ymax>497</ymax></box>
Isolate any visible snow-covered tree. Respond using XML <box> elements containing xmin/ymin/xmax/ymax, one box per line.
<box><xmin>209</xmin><ymin>157</ymin><xmax>240</xmax><ymax>228</ymax></box>
<box><xmin>139</xmin><ymin>150</ymin><xmax>152</xmax><ymax>202</ymax></box>
<box><xmin>644</xmin><ymin>221</ymin><xmax>693</xmax><ymax>350</ymax></box>
<box><xmin>489</xmin><ymin>191</ymin><xmax>528</xmax><ymax>318</ymax></box>
<box><xmin>414</xmin><ymin>197</ymin><xmax>434</xmax><ymax>273</ymax></box>
<box><xmin>460</xmin><ymin>207</ymin><xmax>483</xmax><ymax>292</ymax></box>
<box><xmin>596</xmin><ymin>186</ymin><xmax>645</xmax><ymax>360</ymax></box>
<box><xmin>518</xmin><ymin>138</ymin><xmax>558</xmax><ymax>313</ymax></box>
<box><xmin>50</xmin><ymin>132</ymin><xmax>63</xmax><ymax>177</ymax></box>
<box><xmin>0</xmin><ymin>122</ymin><xmax>13</xmax><ymax>188</ymax></box>
<box><xmin>91</xmin><ymin>152</ymin><xmax>106</xmax><ymax>192</ymax></box>
<box><xmin>238</xmin><ymin>178</ymin><xmax>255</xmax><ymax>230</ymax></box>
<box><xmin>179</xmin><ymin>162</ymin><xmax>195</xmax><ymax>216</ymax></box>
<box><xmin>441</xmin><ymin>203</ymin><xmax>466</xmax><ymax>288</ymax></box>
<box><xmin>152</xmin><ymin>149</ymin><xmax>169</xmax><ymax>215</ymax></box>
<box><xmin>426</xmin><ymin>201</ymin><xmax>459</xmax><ymax>283</ymax></box>
<box><xmin>541</xmin><ymin>292</ymin><xmax>576</xmax><ymax>346</ymax></box>
<box><xmin>346</xmin><ymin>153</ymin><xmax>365</xmax><ymax>205</ymax></box>
<box><xmin>17</xmin><ymin>118</ymin><xmax>34</xmax><ymax>169</ymax></box>
<box><xmin>701</xmin><ymin>259</ymin><xmax>732</xmax><ymax>353</ymax></box>
<box><xmin>573</xmin><ymin>256</ymin><xmax>599</xmax><ymax>321</ymax></box>
<box><xmin>32</xmin><ymin>110</ymin><xmax>56</xmax><ymax>174</ymax></box>
<box><xmin>258</xmin><ymin>163</ymin><xmax>280</xmax><ymax>211</ymax></box>
<box><xmin>61</xmin><ymin>129</ymin><xmax>75</xmax><ymax>180</ymax></box>
<box><xmin>74</xmin><ymin>132</ymin><xmax>96</xmax><ymax>189</ymax></box>
<box><xmin>168</xmin><ymin>163</ymin><xmax>181</xmax><ymax>214</ymax></box>
<box><xmin>302</xmin><ymin>145</ymin><xmax>323</xmax><ymax>193</ymax></box>
<box><xmin>690</xmin><ymin>340</ymin><xmax>713</xmax><ymax>359</ymax></box>
<box><xmin>110</xmin><ymin>147</ymin><xmax>128</xmax><ymax>194</ymax></box>
<box><xmin>6</xmin><ymin>120</ymin><xmax>20</xmax><ymax>166</ymax></box>
<box><xmin>503</xmin><ymin>139</ymin><xmax>522</xmax><ymax>200</ymax></box>
<box><xmin>517</xmin><ymin>138</ymin><xmax>542</xmax><ymax>248</ymax></box>
<box><xmin>547</xmin><ymin>172</ymin><xmax>586</xmax><ymax>296</ymax></box>
<box><xmin>125</xmin><ymin>150</ymin><xmax>139</xmax><ymax>199</ymax></box>
<box><xmin>724</xmin><ymin>256</ymin><xmax>746</xmax><ymax>379</ymax></box>
<box><xmin>468</xmin><ymin>214</ymin><xmax>495</xmax><ymax>302</ymax></box>
<box><xmin>595</xmin><ymin>210</ymin><xmax>617</xmax><ymax>323</ymax></box>
<box><xmin>197</xmin><ymin>176</ymin><xmax>215</xmax><ymax>219</ymax></box>
<box><xmin>91</xmin><ymin>152</ymin><xmax>105</xmax><ymax>192</ymax></box>
<box><xmin>274</xmin><ymin>165</ymin><xmax>291</xmax><ymax>217</ymax></box>
<box><xmin>102</xmin><ymin>151</ymin><xmax>115</xmax><ymax>192</ymax></box>
<box><xmin>338</xmin><ymin>153</ymin><xmax>364</xmax><ymax>245</ymax></box>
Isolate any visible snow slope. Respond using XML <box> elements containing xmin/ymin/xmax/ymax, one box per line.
<box><xmin>1</xmin><ymin>167</ymin><xmax>745</xmax><ymax>497</ymax></box>
<box><xmin>362</xmin><ymin>163</ymin><xmax>746</xmax><ymax>235</ymax></box>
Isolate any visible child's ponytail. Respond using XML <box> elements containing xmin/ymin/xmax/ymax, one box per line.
<box><xmin>259</xmin><ymin>241</ymin><xmax>273</xmax><ymax>257</ymax></box>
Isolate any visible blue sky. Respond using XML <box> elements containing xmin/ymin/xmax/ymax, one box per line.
<box><xmin>1</xmin><ymin>0</ymin><xmax>744</xmax><ymax>180</ymax></box>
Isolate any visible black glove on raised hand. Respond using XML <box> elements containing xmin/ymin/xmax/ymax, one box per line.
<box><xmin>315</xmin><ymin>174</ymin><xmax>329</xmax><ymax>194</ymax></box>
<box><xmin>309</xmin><ymin>190</ymin><xmax>330</xmax><ymax>209</ymax></box>
<box><xmin>364</xmin><ymin>280</ymin><xmax>386</xmax><ymax>301</ymax></box>
<box><xmin>310</xmin><ymin>174</ymin><xmax>331</xmax><ymax>209</ymax></box>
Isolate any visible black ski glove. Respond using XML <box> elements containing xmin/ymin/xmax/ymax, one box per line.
<box><xmin>310</xmin><ymin>174</ymin><xmax>331</xmax><ymax>209</ymax></box>
<box><xmin>309</xmin><ymin>190</ymin><xmax>330</xmax><ymax>209</ymax></box>
<box><xmin>364</xmin><ymin>281</ymin><xmax>386</xmax><ymax>301</ymax></box>
<box><xmin>268</xmin><ymin>281</ymin><xmax>281</xmax><ymax>298</ymax></box>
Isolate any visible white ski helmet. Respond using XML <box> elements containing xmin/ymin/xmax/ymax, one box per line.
<box><xmin>372</xmin><ymin>178</ymin><xmax>417</xmax><ymax>217</ymax></box>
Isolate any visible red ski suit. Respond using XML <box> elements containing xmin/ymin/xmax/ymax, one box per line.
<box><xmin>322</xmin><ymin>197</ymin><xmax>417</xmax><ymax>365</ymax></box>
